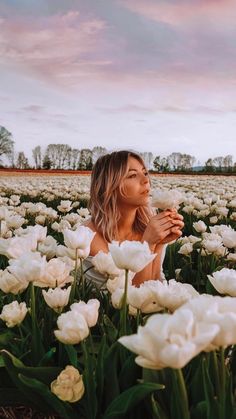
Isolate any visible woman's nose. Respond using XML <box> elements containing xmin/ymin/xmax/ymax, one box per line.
<box><xmin>141</xmin><ymin>174</ymin><xmax>149</xmax><ymax>184</ymax></box>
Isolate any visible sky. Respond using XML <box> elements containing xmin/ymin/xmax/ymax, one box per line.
<box><xmin>1</xmin><ymin>0</ymin><xmax>236</xmax><ymax>165</ymax></box>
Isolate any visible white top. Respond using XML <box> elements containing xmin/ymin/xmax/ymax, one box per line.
<box><xmin>83</xmin><ymin>244</ymin><xmax>167</xmax><ymax>289</ymax></box>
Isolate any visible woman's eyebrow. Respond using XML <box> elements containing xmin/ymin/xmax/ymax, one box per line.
<box><xmin>128</xmin><ymin>167</ymin><xmax>146</xmax><ymax>172</ymax></box>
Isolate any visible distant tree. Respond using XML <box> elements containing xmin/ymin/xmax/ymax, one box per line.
<box><xmin>42</xmin><ymin>154</ymin><xmax>52</xmax><ymax>170</ymax></box>
<box><xmin>32</xmin><ymin>146</ymin><xmax>42</xmax><ymax>169</ymax></box>
<box><xmin>92</xmin><ymin>146</ymin><xmax>107</xmax><ymax>164</ymax></box>
<box><xmin>212</xmin><ymin>156</ymin><xmax>224</xmax><ymax>171</ymax></box>
<box><xmin>167</xmin><ymin>152</ymin><xmax>182</xmax><ymax>171</ymax></box>
<box><xmin>44</xmin><ymin>144</ymin><xmax>72</xmax><ymax>169</ymax></box>
<box><xmin>0</xmin><ymin>126</ymin><xmax>14</xmax><ymax>164</ymax></box>
<box><xmin>78</xmin><ymin>149</ymin><xmax>93</xmax><ymax>170</ymax></box>
<box><xmin>67</xmin><ymin>148</ymin><xmax>80</xmax><ymax>170</ymax></box>
<box><xmin>223</xmin><ymin>155</ymin><xmax>233</xmax><ymax>172</ymax></box>
<box><xmin>179</xmin><ymin>154</ymin><xmax>196</xmax><ymax>171</ymax></box>
<box><xmin>153</xmin><ymin>156</ymin><xmax>169</xmax><ymax>172</ymax></box>
<box><xmin>140</xmin><ymin>152</ymin><xmax>154</xmax><ymax>170</ymax></box>
<box><xmin>204</xmin><ymin>158</ymin><xmax>214</xmax><ymax>172</ymax></box>
<box><xmin>16</xmin><ymin>152</ymin><xmax>29</xmax><ymax>169</ymax></box>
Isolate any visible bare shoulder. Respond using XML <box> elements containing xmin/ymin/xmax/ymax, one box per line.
<box><xmin>83</xmin><ymin>219</ymin><xmax>108</xmax><ymax>256</ymax></box>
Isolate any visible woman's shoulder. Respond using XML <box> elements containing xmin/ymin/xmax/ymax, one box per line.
<box><xmin>83</xmin><ymin>219</ymin><xmax>108</xmax><ymax>256</ymax></box>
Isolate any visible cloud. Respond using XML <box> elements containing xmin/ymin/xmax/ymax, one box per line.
<box><xmin>0</xmin><ymin>10</ymin><xmax>110</xmax><ymax>87</ymax></box>
<box><xmin>117</xmin><ymin>0</ymin><xmax>236</xmax><ymax>26</ymax></box>
<box><xmin>22</xmin><ymin>105</ymin><xmax>45</xmax><ymax>112</ymax></box>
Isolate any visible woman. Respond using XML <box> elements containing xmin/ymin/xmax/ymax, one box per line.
<box><xmin>84</xmin><ymin>150</ymin><xmax>184</xmax><ymax>287</ymax></box>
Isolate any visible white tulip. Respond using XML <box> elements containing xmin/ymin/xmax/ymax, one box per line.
<box><xmin>57</xmin><ymin>200</ymin><xmax>73</xmax><ymax>213</ymax></box>
<box><xmin>0</xmin><ymin>207</ymin><xmax>9</xmax><ymax>221</ymax></box>
<box><xmin>38</xmin><ymin>235</ymin><xmax>58</xmax><ymax>260</ymax></box>
<box><xmin>178</xmin><ymin>242</ymin><xmax>193</xmax><ymax>255</ymax></box>
<box><xmin>8</xmin><ymin>252</ymin><xmax>48</xmax><ymax>284</ymax></box>
<box><xmin>0</xmin><ymin>301</ymin><xmax>28</xmax><ymax>327</ymax></box>
<box><xmin>0</xmin><ymin>269</ymin><xmax>28</xmax><ymax>294</ymax></box>
<box><xmin>51</xmin><ymin>365</ymin><xmax>84</xmax><ymax>403</ymax></box>
<box><xmin>127</xmin><ymin>283</ymin><xmax>163</xmax><ymax>313</ymax></box>
<box><xmin>227</xmin><ymin>253</ymin><xmax>236</xmax><ymax>262</ymax></box>
<box><xmin>92</xmin><ymin>251</ymin><xmax>122</xmax><ymax>279</ymax></box>
<box><xmin>5</xmin><ymin>214</ymin><xmax>25</xmax><ymax>229</ymax></box>
<box><xmin>63</xmin><ymin>226</ymin><xmax>96</xmax><ymax>252</ymax></box>
<box><xmin>35</xmin><ymin>215</ymin><xmax>46</xmax><ymax>225</ymax></box>
<box><xmin>108</xmin><ymin>240</ymin><xmax>156</xmax><ymax>272</ymax></box>
<box><xmin>146</xmin><ymin>279</ymin><xmax>199</xmax><ymax>312</ymax></box>
<box><xmin>42</xmin><ymin>287</ymin><xmax>71</xmax><ymax>312</ymax></box>
<box><xmin>106</xmin><ymin>272</ymin><xmax>134</xmax><ymax>293</ymax></box>
<box><xmin>193</xmin><ymin>220</ymin><xmax>207</xmax><ymax>233</ymax></box>
<box><xmin>151</xmin><ymin>189</ymin><xmax>184</xmax><ymax>210</ymax></box>
<box><xmin>208</xmin><ymin>268</ymin><xmax>236</xmax><ymax>297</ymax></box>
<box><xmin>0</xmin><ymin>235</ymin><xmax>38</xmax><ymax>259</ymax></box>
<box><xmin>54</xmin><ymin>310</ymin><xmax>89</xmax><ymax>344</ymax></box>
<box><xmin>17</xmin><ymin>225</ymin><xmax>47</xmax><ymax>243</ymax></box>
<box><xmin>57</xmin><ymin>244</ymin><xmax>91</xmax><ymax>260</ymax></box>
<box><xmin>222</xmin><ymin>230</ymin><xmax>236</xmax><ymax>249</ymax></box>
<box><xmin>209</xmin><ymin>216</ymin><xmax>218</xmax><ymax>224</ymax></box>
<box><xmin>35</xmin><ymin>258</ymin><xmax>73</xmax><ymax>288</ymax></box>
<box><xmin>111</xmin><ymin>288</ymin><xmax>124</xmax><ymax>309</ymax></box>
<box><xmin>119</xmin><ymin>309</ymin><xmax>219</xmax><ymax>370</ymax></box>
<box><xmin>180</xmin><ymin>295</ymin><xmax>236</xmax><ymax>349</ymax></box>
<box><xmin>52</xmin><ymin>220</ymin><xmax>71</xmax><ymax>232</ymax></box>
<box><xmin>216</xmin><ymin>207</ymin><xmax>229</xmax><ymax>217</ymax></box>
<box><xmin>70</xmin><ymin>299</ymin><xmax>100</xmax><ymax>327</ymax></box>
<box><xmin>77</xmin><ymin>208</ymin><xmax>90</xmax><ymax>218</ymax></box>
<box><xmin>202</xmin><ymin>239</ymin><xmax>223</xmax><ymax>254</ymax></box>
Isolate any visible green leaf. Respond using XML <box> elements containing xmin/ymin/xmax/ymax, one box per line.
<box><xmin>103</xmin><ymin>314</ymin><xmax>118</xmax><ymax>342</ymax></box>
<box><xmin>103</xmin><ymin>342</ymin><xmax>120</xmax><ymax>407</ymax></box>
<box><xmin>119</xmin><ymin>353</ymin><xmax>140</xmax><ymax>391</ymax></box>
<box><xmin>190</xmin><ymin>401</ymin><xmax>208</xmax><ymax>419</ymax></box>
<box><xmin>1</xmin><ymin>350</ymin><xmax>62</xmax><ymax>385</ymax></box>
<box><xmin>95</xmin><ymin>334</ymin><xmax>108</xmax><ymax>411</ymax></box>
<box><xmin>65</xmin><ymin>344</ymin><xmax>78</xmax><ymax>368</ymax></box>
<box><xmin>0</xmin><ymin>330</ymin><xmax>13</xmax><ymax>347</ymax></box>
<box><xmin>103</xmin><ymin>382</ymin><xmax>164</xmax><ymax>419</ymax></box>
<box><xmin>38</xmin><ymin>347</ymin><xmax>56</xmax><ymax>366</ymax></box>
<box><xmin>201</xmin><ymin>357</ymin><xmax>219</xmax><ymax>419</ymax></box>
<box><xmin>19</xmin><ymin>373</ymin><xmax>78</xmax><ymax>419</ymax></box>
<box><xmin>1</xmin><ymin>350</ymin><xmax>54</xmax><ymax>412</ymax></box>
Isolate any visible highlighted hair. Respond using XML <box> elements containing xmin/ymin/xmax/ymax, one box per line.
<box><xmin>89</xmin><ymin>150</ymin><xmax>152</xmax><ymax>242</ymax></box>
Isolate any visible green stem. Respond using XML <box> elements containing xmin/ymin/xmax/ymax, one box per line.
<box><xmin>219</xmin><ymin>347</ymin><xmax>226</xmax><ymax>419</ymax></box>
<box><xmin>69</xmin><ymin>248</ymin><xmax>78</xmax><ymax>304</ymax></box>
<box><xmin>80</xmin><ymin>258</ymin><xmax>84</xmax><ymax>299</ymax></box>
<box><xmin>212</xmin><ymin>350</ymin><xmax>221</xmax><ymax>399</ymax></box>
<box><xmin>136</xmin><ymin>308</ymin><xmax>141</xmax><ymax>330</ymax></box>
<box><xmin>175</xmin><ymin>369</ymin><xmax>190</xmax><ymax>419</ymax></box>
<box><xmin>81</xmin><ymin>340</ymin><xmax>97</xmax><ymax>419</ymax></box>
<box><xmin>30</xmin><ymin>282</ymin><xmax>37</xmax><ymax>363</ymax></box>
<box><xmin>120</xmin><ymin>269</ymin><xmax>129</xmax><ymax>336</ymax></box>
<box><xmin>88</xmin><ymin>332</ymin><xmax>96</xmax><ymax>368</ymax></box>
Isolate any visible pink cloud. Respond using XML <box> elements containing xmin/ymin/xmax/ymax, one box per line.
<box><xmin>118</xmin><ymin>0</ymin><xmax>236</xmax><ymax>26</ymax></box>
<box><xmin>0</xmin><ymin>11</ymin><xmax>110</xmax><ymax>86</ymax></box>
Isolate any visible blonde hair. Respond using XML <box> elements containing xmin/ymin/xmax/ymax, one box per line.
<box><xmin>89</xmin><ymin>150</ymin><xmax>152</xmax><ymax>242</ymax></box>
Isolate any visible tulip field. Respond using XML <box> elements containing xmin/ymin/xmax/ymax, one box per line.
<box><xmin>0</xmin><ymin>173</ymin><xmax>236</xmax><ymax>419</ymax></box>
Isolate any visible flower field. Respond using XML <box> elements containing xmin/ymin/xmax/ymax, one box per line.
<box><xmin>0</xmin><ymin>173</ymin><xmax>236</xmax><ymax>419</ymax></box>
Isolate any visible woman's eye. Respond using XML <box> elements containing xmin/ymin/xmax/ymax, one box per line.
<box><xmin>144</xmin><ymin>172</ymin><xmax>148</xmax><ymax>176</ymax></box>
<box><xmin>129</xmin><ymin>174</ymin><xmax>136</xmax><ymax>178</ymax></box>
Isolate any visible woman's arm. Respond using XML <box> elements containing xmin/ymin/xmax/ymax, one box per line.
<box><xmin>132</xmin><ymin>243</ymin><xmax>164</xmax><ymax>286</ymax></box>
<box><xmin>132</xmin><ymin>210</ymin><xmax>184</xmax><ymax>286</ymax></box>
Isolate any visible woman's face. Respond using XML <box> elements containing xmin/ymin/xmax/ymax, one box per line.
<box><xmin>117</xmin><ymin>156</ymin><xmax>150</xmax><ymax>207</ymax></box>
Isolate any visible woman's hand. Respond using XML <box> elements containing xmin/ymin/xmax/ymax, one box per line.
<box><xmin>142</xmin><ymin>208</ymin><xmax>184</xmax><ymax>248</ymax></box>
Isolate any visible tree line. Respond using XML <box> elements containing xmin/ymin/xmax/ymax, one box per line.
<box><xmin>0</xmin><ymin>125</ymin><xmax>235</xmax><ymax>173</ymax></box>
